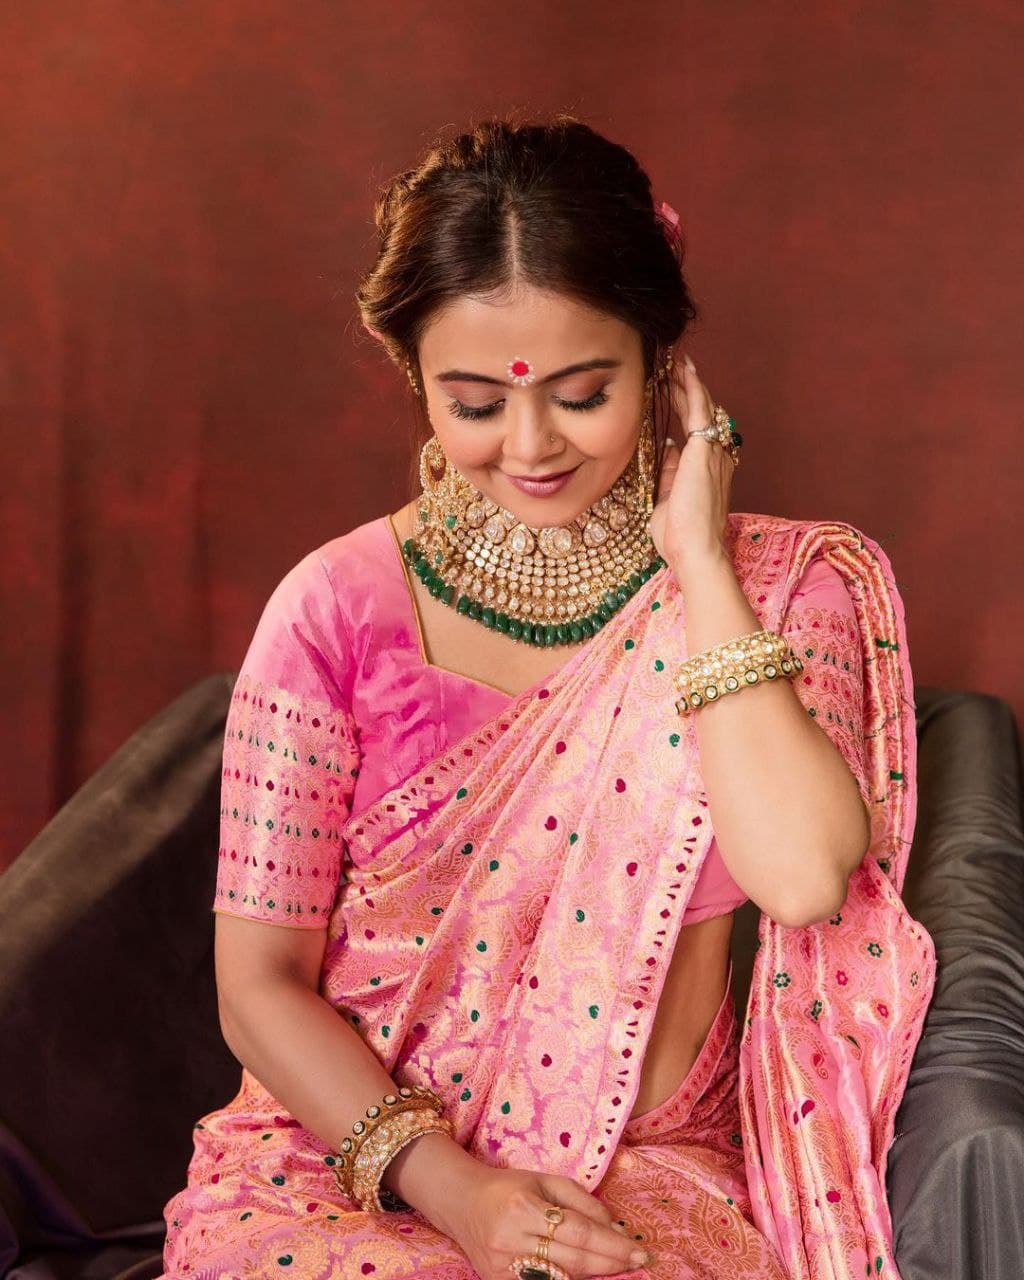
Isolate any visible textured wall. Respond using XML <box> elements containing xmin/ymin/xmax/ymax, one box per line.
<box><xmin>3</xmin><ymin>0</ymin><xmax>1020</xmax><ymax>866</ymax></box>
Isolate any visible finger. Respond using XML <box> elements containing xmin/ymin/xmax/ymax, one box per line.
<box><xmin>655</xmin><ymin>440</ymin><xmax>680</xmax><ymax>505</ymax></box>
<box><xmin>537</xmin><ymin>1179</ymin><xmax>646</xmax><ymax>1263</ymax></box>
<box><xmin>679</xmin><ymin>355</ymin><xmax>713</xmax><ymax>429</ymax></box>
<box><xmin>540</xmin><ymin>1212</ymin><xmax>652</xmax><ymax>1276</ymax></box>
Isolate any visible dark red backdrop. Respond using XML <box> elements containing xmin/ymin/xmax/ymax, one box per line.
<box><xmin>3</xmin><ymin>1</ymin><xmax>1020</xmax><ymax>868</ymax></box>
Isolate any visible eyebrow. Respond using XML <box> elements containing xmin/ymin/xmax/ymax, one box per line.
<box><xmin>434</xmin><ymin>357</ymin><xmax>622</xmax><ymax>388</ymax></box>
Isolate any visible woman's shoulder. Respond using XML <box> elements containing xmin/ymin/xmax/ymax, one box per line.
<box><xmin>727</xmin><ymin>509</ymin><xmax>874</xmax><ymax>547</ymax></box>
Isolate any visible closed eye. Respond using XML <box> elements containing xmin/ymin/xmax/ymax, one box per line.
<box><xmin>445</xmin><ymin>388</ymin><xmax>610</xmax><ymax>422</ymax></box>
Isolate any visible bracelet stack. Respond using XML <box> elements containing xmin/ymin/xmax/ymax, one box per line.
<box><xmin>674</xmin><ymin>628</ymin><xmax>802</xmax><ymax>716</ymax></box>
<box><xmin>329</xmin><ymin>1084</ymin><xmax>452</xmax><ymax>1213</ymax></box>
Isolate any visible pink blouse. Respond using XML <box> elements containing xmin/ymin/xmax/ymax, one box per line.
<box><xmin>216</xmin><ymin>514</ymin><xmax>860</xmax><ymax>929</ymax></box>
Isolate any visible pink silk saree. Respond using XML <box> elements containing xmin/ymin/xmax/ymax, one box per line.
<box><xmin>161</xmin><ymin>510</ymin><xmax>936</xmax><ymax>1280</ymax></box>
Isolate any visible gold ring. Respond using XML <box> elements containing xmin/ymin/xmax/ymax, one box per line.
<box><xmin>544</xmin><ymin>1204</ymin><xmax>564</xmax><ymax>1239</ymax></box>
<box><xmin>535</xmin><ymin>1235</ymin><xmax>550</xmax><ymax>1261</ymax></box>
<box><xmin>508</xmin><ymin>1256</ymin><xmax>570</xmax><ymax>1280</ymax></box>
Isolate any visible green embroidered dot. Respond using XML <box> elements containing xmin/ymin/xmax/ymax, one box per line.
<box><xmin>669</xmin><ymin>733</ymin><xmax>680</xmax><ymax>747</ymax></box>
<box><xmin>875</xmin><ymin>1259</ymin><xmax>883</xmax><ymax>1274</ymax></box>
<box><xmin>460</xmin><ymin>1088</ymin><xmax>472</xmax><ymax>1101</ymax></box>
<box><xmin>381</xmin><ymin>1025</ymin><xmax>390</xmax><ymax>1037</ymax></box>
<box><xmin>889</xmin><ymin>769</ymin><xmax>903</xmax><ymax>780</ymax></box>
<box><xmin>476</xmin><ymin>940</ymin><xmax>487</xmax><ymax>952</ymax></box>
<box><xmin>470</xmin><ymin>1009</ymin><xmax>480</xmax><ymax>1022</ymax></box>
<box><xmin>773</xmin><ymin>971</ymin><xmax>791</xmax><ymax>987</ymax></box>
<box><xmin>575</xmin><ymin>908</ymin><xmax>585</xmax><ymax>922</ymax></box>
<box><xmin>323</xmin><ymin>1155</ymin><xmax>337</xmax><ymax>1166</ymax></box>
<box><xmin>430</xmin><ymin>906</ymin><xmax>443</xmax><ymax>915</ymax></box>
<box><xmin>277</xmin><ymin>1256</ymin><xmax>293</xmax><ymax>1267</ymax></box>
<box><xmin>266</xmin><ymin>899</ymin><xmax>275</xmax><ymax>908</ymax></box>
<box><xmin>452</xmin><ymin>1072</ymin><xmax>463</xmax><ymax>1082</ymax></box>
<box><xmin>240</xmin><ymin>1211</ymin><xmax>253</xmax><ymax>1220</ymax></box>
<box><xmin>569</xmin><ymin>832</ymin><xmax>578</xmax><ymax>844</ymax></box>
<box><xmin>501</xmin><ymin>1101</ymin><xmax>511</xmax><ymax>1114</ymax></box>
<box><xmin>267</xmin><ymin>742</ymin><xmax>275</xmax><ymax>752</ymax></box>
<box><xmin>415</xmin><ymin>935</ymin><xmax>424</xmax><ymax>945</ymax></box>
<box><xmin>867</xmin><ymin>942</ymin><xmax>883</xmax><ymax>957</ymax></box>
<box><xmin>588</xmin><ymin>1004</ymin><xmax>599</xmax><ymax>1019</ymax></box>
<box><xmin>326</xmin><ymin>1214</ymin><xmax>339</xmax><ymax>1221</ymax></box>
<box><xmin>488</xmin><ymin>859</ymin><xmax>499</xmax><ymax>871</ymax></box>
<box><xmin>261</xmin><ymin>1132</ymin><xmax>272</xmax><ymax>1141</ymax></box>
<box><xmin>271</xmin><ymin>1174</ymin><xmax>286</xmax><ymax>1185</ymax></box>
<box><xmin>651</xmin><ymin>600</ymin><xmax>661</xmax><ymax>611</ymax></box>
<box><xmin>624</xmin><ymin>638</ymin><xmax>635</xmax><ymax>650</ymax></box>
<box><xmin>456</xmin><ymin>787</ymin><xmax>468</xmax><ymax>799</ymax></box>
<box><xmin>462</xmin><ymin>842</ymin><xmax>473</xmax><ymax>855</ymax></box>
<box><xmin>726</xmin><ymin>1197</ymin><xmax>734</xmax><ymax>1206</ymax></box>
<box><xmin>654</xmin><ymin>658</ymin><xmax>664</xmax><ymax>671</ymax></box>
<box><xmin>370</xmin><ymin>976</ymin><xmax>381</xmax><ymax>986</ymax></box>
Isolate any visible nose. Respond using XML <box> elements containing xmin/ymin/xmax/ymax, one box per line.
<box><xmin>500</xmin><ymin>398</ymin><xmax>562</xmax><ymax>467</ymax></box>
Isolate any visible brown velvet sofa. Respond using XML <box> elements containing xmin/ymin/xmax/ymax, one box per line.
<box><xmin>1</xmin><ymin>677</ymin><xmax>1022</xmax><ymax>1279</ymax></box>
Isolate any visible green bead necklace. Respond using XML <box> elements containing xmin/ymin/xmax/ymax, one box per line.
<box><xmin>401</xmin><ymin>535</ymin><xmax>666</xmax><ymax>648</ymax></box>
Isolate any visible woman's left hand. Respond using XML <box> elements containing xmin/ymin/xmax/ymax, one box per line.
<box><xmin>647</xmin><ymin>352</ymin><xmax>736</xmax><ymax>577</ymax></box>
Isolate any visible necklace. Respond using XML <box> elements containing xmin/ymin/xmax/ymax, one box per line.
<box><xmin>401</xmin><ymin>436</ymin><xmax>666</xmax><ymax>647</ymax></box>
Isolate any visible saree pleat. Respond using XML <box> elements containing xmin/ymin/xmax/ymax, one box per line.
<box><xmin>161</xmin><ymin>512</ymin><xmax>935</xmax><ymax>1280</ymax></box>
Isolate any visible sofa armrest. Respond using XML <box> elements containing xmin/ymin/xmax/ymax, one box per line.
<box><xmin>888</xmin><ymin>688</ymin><xmax>1024</xmax><ymax>1280</ymax></box>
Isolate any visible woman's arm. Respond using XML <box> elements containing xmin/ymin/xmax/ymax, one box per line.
<box><xmin>672</xmin><ymin>547</ymin><xmax>871</xmax><ymax>929</ymax></box>
<box><xmin>214</xmin><ymin>911</ymin><xmax>479</xmax><ymax>1232</ymax></box>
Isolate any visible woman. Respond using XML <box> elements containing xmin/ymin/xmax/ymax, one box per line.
<box><xmin>160</xmin><ymin>116</ymin><xmax>936</xmax><ymax>1280</ymax></box>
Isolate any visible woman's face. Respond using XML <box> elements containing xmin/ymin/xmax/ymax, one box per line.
<box><xmin>416</xmin><ymin>284</ymin><xmax>648</xmax><ymax>525</ymax></box>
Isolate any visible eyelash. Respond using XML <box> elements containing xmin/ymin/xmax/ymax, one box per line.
<box><xmin>445</xmin><ymin>388</ymin><xmax>610</xmax><ymax>421</ymax></box>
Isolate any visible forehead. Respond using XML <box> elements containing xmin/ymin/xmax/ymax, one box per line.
<box><xmin>419</xmin><ymin>286</ymin><xmax>637</xmax><ymax>369</ymax></box>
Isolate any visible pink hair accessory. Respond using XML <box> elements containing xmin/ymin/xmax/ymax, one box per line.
<box><xmin>507</xmin><ymin>357</ymin><xmax>536</xmax><ymax>386</ymax></box>
<box><xmin>656</xmin><ymin>199</ymin><xmax>682</xmax><ymax>250</ymax></box>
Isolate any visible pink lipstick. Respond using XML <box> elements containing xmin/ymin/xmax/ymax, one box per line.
<box><xmin>503</xmin><ymin>464</ymin><xmax>580</xmax><ymax>498</ymax></box>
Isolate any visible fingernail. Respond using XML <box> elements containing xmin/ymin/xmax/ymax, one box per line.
<box><xmin>630</xmin><ymin>1249</ymin><xmax>647</xmax><ymax>1267</ymax></box>
<box><xmin>683</xmin><ymin>352</ymin><xmax>696</xmax><ymax>371</ymax></box>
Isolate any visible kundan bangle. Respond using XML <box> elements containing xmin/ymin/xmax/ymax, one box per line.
<box><xmin>350</xmin><ymin>1106</ymin><xmax>454</xmax><ymax>1213</ymax></box>
<box><xmin>673</xmin><ymin>628</ymin><xmax>802</xmax><ymax>715</ymax></box>
<box><xmin>330</xmin><ymin>1084</ymin><xmax>445</xmax><ymax>1202</ymax></box>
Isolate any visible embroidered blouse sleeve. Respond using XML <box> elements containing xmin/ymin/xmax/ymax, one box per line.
<box><xmin>214</xmin><ymin>548</ymin><xmax>362</xmax><ymax>929</ymax></box>
<box><xmin>780</xmin><ymin>554</ymin><xmax>870</xmax><ymax>806</ymax></box>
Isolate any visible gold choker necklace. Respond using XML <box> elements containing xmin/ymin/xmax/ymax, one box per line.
<box><xmin>400</xmin><ymin>431</ymin><xmax>666</xmax><ymax>648</ymax></box>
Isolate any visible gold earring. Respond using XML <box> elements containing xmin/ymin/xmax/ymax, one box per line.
<box><xmin>405</xmin><ymin>358</ymin><xmax>421</xmax><ymax>396</ymax></box>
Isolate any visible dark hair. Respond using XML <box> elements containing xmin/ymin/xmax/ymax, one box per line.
<box><xmin>354</xmin><ymin>113</ymin><xmax>700</xmax><ymax>498</ymax></box>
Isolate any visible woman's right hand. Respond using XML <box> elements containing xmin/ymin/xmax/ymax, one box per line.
<box><xmin>438</xmin><ymin>1163</ymin><xmax>653</xmax><ymax>1280</ymax></box>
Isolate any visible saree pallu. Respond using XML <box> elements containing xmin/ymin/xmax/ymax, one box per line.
<box><xmin>161</xmin><ymin>512</ymin><xmax>936</xmax><ymax>1280</ymax></box>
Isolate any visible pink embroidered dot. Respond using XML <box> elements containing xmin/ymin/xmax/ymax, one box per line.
<box><xmin>529</xmin><ymin>975</ymin><xmax>539</xmax><ymax>989</ymax></box>
<box><xmin>545</xmin><ymin>816</ymin><xmax>558</xmax><ymax>830</ymax></box>
<box><xmin>269</xmin><ymin>702</ymin><xmax>277</xmax><ymax>712</ymax></box>
<box><xmin>266</xmin><ymin>860</ymin><xmax>276</xmax><ymax>871</ymax></box>
<box><xmin>836</xmin><ymin>969</ymin><xmax>848</xmax><ymax>985</ymax></box>
<box><xmin>801</xmin><ymin>1099</ymin><xmax>815</xmax><ymax>1117</ymax></box>
<box><xmin>626</xmin><ymin>861</ymin><xmax>638</xmax><ymax>876</ymax></box>
<box><xmin>541</xmin><ymin>1053</ymin><xmax>552</xmax><ymax>1067</ymax></box>
<box><xmin>310</xmin><ymin>790</ymin><xmax>319</xmax><ymax>800</ymax></box>
<box><xmin>559</xmin><ymin>1132</ymin><xmax>571</xmax><ymax>1147</ymax></box>
<box><xmin>311</xmin><ymin>717</ymin><xmax>320</xmax><ymax>727</ymax></box>
<box><xmin>361</xmin><ymin>1266</ymin><xmax>376</xmax><ymax>1276</ymax></box>
<box><xmin>306</xmin><ymin>1201</ymin><xmax>318</xmax><ymax>1212</ymax></box>
<box><xmin>265</xmin><ymin>780</ymin><xmax>274</xmax><ymax>790</ymax></box>
<box><xmin>555</xmin><ymin>741</ymin><xmax>567</xmax><ymax>753</ymax></box>
<box><xmin>826</xmin><ymin>1189</ymin><xmax>841</xmax><ymax>1203</ymax></box>
<box><xmin>877</xmin><ymin>1002</ymin><xmax>890</xmax><ymax>1018</ymax></box>
<box><xmin>365</xmin><ymin>929</ymin><xmax>376</xmax><ymax>940</ymax></box>
<box><xmin>692</xmin><ymin>815</ymin><xmax>703</xmax><ymax>826</ymax></box>
<box><xmin>676</xmin><ymin>862</ymin><xmax>687</xmax><ymax>872</ymax></box>
<box><xmin>613</xmin><ymin>706</ymin><xmax>621</xmax><ymax>716</ymax></box>
<box><xmin>511</xmin><ymin>359</ymin><xmax>530</xmax><ymax>376</ymax></box>
<box><xmin>615</xmin><ymin>778</ymin><xmax>626</xmax><ymax>792</ymax></box>
<box><xmin>538</xmin><ymin>689</ymin><xmax>550</xmax><ymax>699</ymax></box>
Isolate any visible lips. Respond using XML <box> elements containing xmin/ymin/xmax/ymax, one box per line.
<box><xmin>505</xmin><ymin>465</ymin><xmax>577</xmax><ymax>480</ymax></box>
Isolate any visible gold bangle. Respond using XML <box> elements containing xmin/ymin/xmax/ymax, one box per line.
<box><xmin>330</xmin><ymin>1084</ymin><xmax>444</xmax><ymax>1200</ymax></box>
<box><xmin>673</xmin><ymin>628</ymin><xmax>802</xmax><ymax>716</ymax></box>
<box><xmin>350</xmin><ymin>1106</ymin><xmax>453</xmax><ymax>1213</ymax></box>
